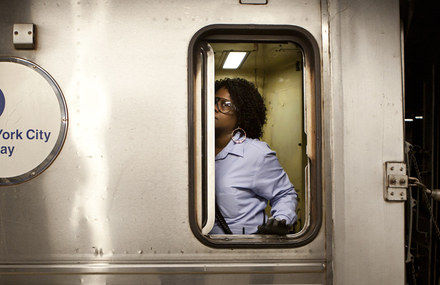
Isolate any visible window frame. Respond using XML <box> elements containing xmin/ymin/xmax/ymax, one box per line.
<box><xmin>188</xmin><ymin>24</ymin><xmax>322</xmax><ymax>248</ymax></box>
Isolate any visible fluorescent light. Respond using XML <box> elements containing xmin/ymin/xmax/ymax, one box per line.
<box><xmin>415</xmin><ymin>116</ymin><xmax>423</xmax><ymax>119</ymax></box>
<box><xmin>405</xmin><ymin>118</ymin><xmax>414</xmax><ymax>122</ymax></box>
<box><xmin>223</xmin><ymin>52</ymin><xmax>248</xmax><ymax>69</ymax></box>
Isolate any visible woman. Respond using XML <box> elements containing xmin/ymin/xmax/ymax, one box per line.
<box><xmin>210</xmin><ymin>77</ymin><xmax>298</xmax><ymax>235</ymax></box>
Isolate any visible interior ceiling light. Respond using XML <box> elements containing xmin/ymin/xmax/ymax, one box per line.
<box><xmin>223</xmin><ymin>52</ymin><xmax>249</xmax><ymax>69</ymax></box>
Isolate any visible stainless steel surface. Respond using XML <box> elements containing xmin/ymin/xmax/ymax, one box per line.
<box><xmin>327</xmin><ymin>0</ymin><xmax>405</xmax><ymax>283</ymax></box>
<box><xmin>0</xmin><ymin>0</ymin><xmax>324</xmax><ymax>258</ymax></box>
<box><xmin>0</xmin><ymin>0</ymin><xmax>407</xmax><ymax>284</ymax></box>
<box><xmin>201</xmin><ymin>42</ymin><xmax>215</xmax><ymax>235</ymax></box>
<box><xmin>385</xmin><ymin>161</ymin><xmax>408</xmax><ymax>201</ymax></box>
<box><xmin>12</xmin><ymin>24</ymin><xmax>35</xmax><ymax>49</ymax></box>
<box><xmin>0</xmin><ymin>261</ymin><xmax>325</xmax><ymax>274</ymax></box>
<box><xmin>240</xmin><ymin>0</ymin><xmax>268</xmax><ymax>4</ymax></box>
<box><xmin>0</xmin><ymin>270</ymin><xmax>326</xmax><ymax>285</ymax></box>
<box><xmin>320</xmin><ymin>1</ymin><xmax>334</xmax><ymax>282</ymax></box>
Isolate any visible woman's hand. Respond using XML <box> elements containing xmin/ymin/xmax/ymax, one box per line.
<box><xmin>257</xmin><ymin>217</ymin><xmax>292</xmax><ymax>235</ymax></box>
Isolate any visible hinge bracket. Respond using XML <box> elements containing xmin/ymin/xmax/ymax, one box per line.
<box><xmin>384</xmin><ymin>162</ymin><xmax>408</xmax><ymax>201</ymax></box>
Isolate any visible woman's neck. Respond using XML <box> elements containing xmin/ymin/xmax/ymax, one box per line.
<box><xmin>215</xmin><ymin>132</ymin><xmax>232</xmax><ymax>156</ymax></box>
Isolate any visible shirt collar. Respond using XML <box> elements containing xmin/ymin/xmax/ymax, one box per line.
<box><xmin>216</xmin><ymin>132</ymin><xmax>245</xmax><ymax>160</ymax></box>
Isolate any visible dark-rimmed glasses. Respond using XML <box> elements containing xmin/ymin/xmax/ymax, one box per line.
<box><xmin>215</xmin><ymin>97</ymin><xmax>236</xmax><ymax>114</ymax></box>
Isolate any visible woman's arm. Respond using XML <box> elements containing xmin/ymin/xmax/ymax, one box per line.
<box><xmin>252</xmin><ymin>150</ymin><xmax>298</xmax><ymax>225</ymax></box>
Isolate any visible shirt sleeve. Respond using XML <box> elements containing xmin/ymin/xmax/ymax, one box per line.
<box><xmin>251</xmin><ymin>150</ymin><xmax>298</xmax><ymax>225</ymax></box>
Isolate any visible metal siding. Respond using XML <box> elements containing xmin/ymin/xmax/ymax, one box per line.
<box><xmin>0</xmin><ymin>0</ymin><xmax>407</xmax><ymax>283</ymax></box>
<box><xmin>0</xmin><ymin>0</ymin><xmax>327</xmax><ymax>282</ymax></box>
<box><xmin>328</xmin><ymin>0</ymin><xmax>405</xmax><ymax>283</ymax></box>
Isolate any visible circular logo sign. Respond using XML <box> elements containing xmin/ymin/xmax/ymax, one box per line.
<box><xmin>0</xmin><ymin>57</ymin><xmax>68</xmax><ymax>185</ymax></box>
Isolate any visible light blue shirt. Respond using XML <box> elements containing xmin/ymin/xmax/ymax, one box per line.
<box><xmin>210</xmin><ymin>135</ymin><xmax>298</xmax><ymax>235</ymax></box>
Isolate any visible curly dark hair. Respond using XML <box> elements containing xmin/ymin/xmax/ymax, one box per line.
<box><xmin>215</xmin><ymin>78</ymin><xmax>267</xmax><ymax>139</ymax></box>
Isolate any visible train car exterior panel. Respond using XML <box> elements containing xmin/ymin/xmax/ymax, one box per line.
<box><xmin>0</xmin><ymin>0</ymin><xmax>405</xmax><ymax>284</ymax></box>
<box><xmin>327</xmin><ymin>0</ymin><xmax>404</xmax><ymax>283</ymax></box>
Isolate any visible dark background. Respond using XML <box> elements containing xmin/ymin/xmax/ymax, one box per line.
<box><xmin>400</xmin><ymin>0</ymin><xmax>440</xmax><ymax>284</ymax></box>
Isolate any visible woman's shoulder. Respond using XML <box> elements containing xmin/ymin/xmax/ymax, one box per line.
<box><xmin>244</xmin><ymin>138</ymin><xmax>276</xmax><ymax>156</ymax></box>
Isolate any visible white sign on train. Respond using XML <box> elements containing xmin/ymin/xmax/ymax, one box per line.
<box><xmin>0</xmin><ymin>60</ymin><xmax>65</xmax><ymax>180</ymax></box>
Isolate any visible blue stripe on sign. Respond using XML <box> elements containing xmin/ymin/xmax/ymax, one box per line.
<box><xmin>0</xmin><ymin>89</ymin><xmax>5</xmax><ymax>117</ymax></box>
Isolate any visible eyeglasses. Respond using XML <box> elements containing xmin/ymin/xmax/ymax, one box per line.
<box><xmin>215</xmin><ymin>97</ymin><xmax>236</xmax><ymax>114</ymax></box>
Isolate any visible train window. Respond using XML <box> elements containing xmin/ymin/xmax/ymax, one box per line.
<box><xmin>188</xmin><ymin>25</ymin><xmax>322</xmax><ymax>247</ymax></box>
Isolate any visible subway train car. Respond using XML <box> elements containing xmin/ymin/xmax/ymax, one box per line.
<box><xmin>0</xmin><ymin>0</ymin><xmax>410</xmax><ymax>284</ymax></box>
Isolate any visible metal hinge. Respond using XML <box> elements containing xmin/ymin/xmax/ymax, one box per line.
<box><xmin>384</xmin><ymin>162</ymin><xmax>408</xmax><ymax>201</ymax></box>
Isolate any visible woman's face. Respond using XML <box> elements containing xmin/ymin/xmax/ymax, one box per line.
<box><xmin>215</xmin><ymin>87</ymin><xmax>237</xmax><ymax>135</ymax></box>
